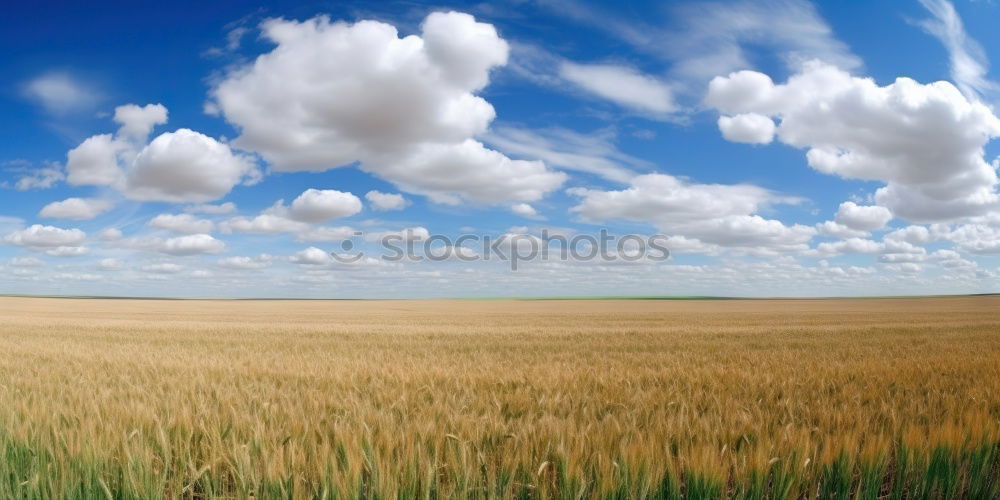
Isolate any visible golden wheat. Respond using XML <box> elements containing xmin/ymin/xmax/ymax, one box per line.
<box><xmin>0</xmin><ymin>296</ymin><xmax>998</xmax><ymax>498</ymax></box>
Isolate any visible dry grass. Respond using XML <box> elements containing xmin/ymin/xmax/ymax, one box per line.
<box><xmin>0</xmin><ymin>296</ymin><xmax>998</xmax><ymax>498</ymax></box>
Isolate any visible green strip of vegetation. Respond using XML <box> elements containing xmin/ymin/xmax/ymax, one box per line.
<box><xmin>1</xmin><ymin>429</ymin><xmax>997</xmax><ymax>499</ymax></box>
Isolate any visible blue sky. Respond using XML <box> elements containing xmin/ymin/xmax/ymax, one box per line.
<box><xmin>1</xmin><ymin>0</ymin><xmax>999</xmax><ymax>298</ymax></box>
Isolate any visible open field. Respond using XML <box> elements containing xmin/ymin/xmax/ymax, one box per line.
<box><xmin>0</xmin><ymin>297</ymin><xmax>998</xmax><ymax>498</ymax></box>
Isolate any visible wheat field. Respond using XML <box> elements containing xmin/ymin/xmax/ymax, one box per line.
<box><xmin>0</xmin><ymin>296</ymin><xmax>998</xmax><ymax>498</ymax></box>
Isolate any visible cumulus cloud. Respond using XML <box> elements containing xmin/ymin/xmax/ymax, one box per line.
<box><xmin>4</xmin><ymin>224</ymin><xmax>86</xmax><ymax>248</ymax></box>
<box><xmin>286</xmin><ymin>189</ymin><xmax>362</xmax><ymax>223</ymax></box>
<box><xmin>707</xmin><ymin>61</ymin><xmax>1000</xmax><ymax>222</ymax></box>
<box><xmin>290</xmin><ymin>247</ymin><xmax>335</xmax><ymax>266</ymax></box>
<box><xmin>372</xmin><ymin>139</ymin><xmax>564</xmax><ymax>204</ymax></box>
<box><xmin>126</xmin><ymin>129</ymin><xmax>259</xmax><ymax>203</ymax></box>
<box><xmin>365</xmin><ymin>191</ymin><xmax>408</xmax><ymax>212</ymax></box>
<box><xmin>121</xmin><ymin>234</ymin><xmax>226</xmax><ymax>256</ymax></box>
<box><xmin>220</xmin><ymin>214</ymin><xmax>309</xmax><ymax>235</ymax></box>
<box><xmin>815</xmin><ymin>221</ymin><xmax>867</xmax><ymax>239</ymax></box>
<box><xmin>571</xmin><ymin>173</ymin><xmax>777</xmax><ymax>225</ymax></box>
<box><xmin>65</xmin><ymin>104</ymin><xmax>259</xmax><ymax>203</ymax></box>
<box><xmin>66</xmin><ymin>133</ymin><xmax>127</xmax><ymax>186</ymax></box>
<box><xmin>38</xmin><ymin>197</ymin><xmax>112</xmax><ymax>220</ymax></box>
<box><xmin>510</xmin><ymin>203</ymin><xmax>541</xmax><ymax>219</ymax></box>
<box><xmin>815</xmin><ymin>237</ymin><xmax>884</xmax><ymax>256</ymax></box>
<box><xmin>44</xmin><ymin>246</ymin><xmax>90</xmax><ymax>257</ymax></box>
<box><xmin>833</xmin><ymin>202</ymin><xmax>893</xmax><ymax>232</ymax></box>
<box><xmin>717</xmin><ymin>113</ymin><xmax>775</xmax><ymax>144</ymax></box>
<box><xmin>296</xmin><ymin>226</ymin><xmax>357</xmax><ymax>242</ymax></box>
<box><xmin>209</xmin><ymin>11</ymin><xmax>565</xmax><ymax>204</ymax></box>
<box><xmin>157</xmin><ymin>234</ymin><xmax>226</xmax><ymax>256</ymax></box>
<box><xmin>220</xmin><ymin>189</ymin><xmax>361</xmax><ymax>235</ymax></box>
<box><xmin>221</xmin><ymin>214</ymin><xmax>285</xmax><ymax>235</ymax></box>
<box><xmin>946</xmin><ymin>223</ymin><xmax>1000</xmax><ymax>254</ymax></box>
<box><xmin>114</xmin><ymin>103</ymin><xmax>168</xmax><ymax>141</ymax></box>
<box><xmin>148</xmin><ymin>214</ymin><xmax>215</xmax><ymax>234</ymax></box>
<box><xmin>558</xmin><ymin>62</ymin><xmax>675</xmax><ymax>114</ymax></box>
<box><xmin>218</xmin><ymin>254</ymin><xmax>273</xmax><ymax>270</ymax></box>
<box><xmin>885</xmin><ymin>225</ymin><xmax>938</xmax><ymax>245</ymax></box>
<box><xmin>569</xmin><ymin>173</ymin><xmax>812</xmax><ymax>251</ymax></box>
<box><xmin>185</xmin><ymin>202</ymin><xmax>237</xmax><ymax>215</ymax></box>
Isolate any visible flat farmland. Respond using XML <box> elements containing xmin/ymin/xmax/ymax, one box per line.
<box><xmin>0</xmin><ymin>296</ymin><xmax>998</xmax><ymax>498</ymax></box>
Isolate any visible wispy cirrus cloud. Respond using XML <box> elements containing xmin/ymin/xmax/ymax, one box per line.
<box><xmin>22</xmin><ymin>72</ymin><xmax>100</xmax><ymax>115</ymax></box>
<box><xmin>916</xmin><ymin>0</ymin><xmax>999</xmax><ymax>104</ymax></box>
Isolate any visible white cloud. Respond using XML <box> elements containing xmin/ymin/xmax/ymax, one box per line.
<box><xmin>9</xmin><ymin>257</ymin><xmax>44</xmax><ymax>267</ymax></box>
<box><xmin>143</xmin><ymin>263</ymin><xmax>184</xmax><ymax>274</ymax></box>
<box><xmin>6</xmin><ymin>160</ymin><xmax>64</xmax><ymax>191</ymax></box>
<box><xmin>815</xmin><ymin>238</ymin><xmax>884</xmax><ymax>256</ymax></box>
<box><xmin>44</xmin><ymin>246</ymin><xmax>90</xmax><ymax>257</ymax></box>
<box><xmin>946</xmin><ymin>223</ymin><xmax>1000</xmax><ymax>254</ymax></box>
<box><xmin>558</xmin><ymin>62</ymin><xmax>675</xmax><ymax>114</ymax></box>
<box><xmin>122</xmin><ymin>234</ymin><xmax>226</xmax><ymax>256</ymax></box>
<box><xmin>210</xmin><ymin>11</ymin><xmax>565</xmax><ymax>204</ymax></box>
<box><xmin>885</xmin><ymin>225</ymin><xmax>937</xmax><ymax>245</ymax></box>
<box><xmin>66</xmin><ymin>104</ymin><xmax>259</xmax><ymax>203</ymax></box>
<box><xmin>717</xmin><ymin>113</ymin><xmax>775</xmax><ymax>144</ymax></box>
<box><xmin>917</xmin><ymin>0</ymin><xmax>999</xmax><ymax>103</ymax></box>
<box><xmin>373</xmin><ymin>139</ymin><xmax>565</xmax><ymax>205</ymax></box>
<box><xmin>707</xmin><ymin>61</ymin><xmax>1000</xmax><ymax>222</ymax></box>
<box><xmin>126</xmin><ymin>129</ymin><xmax>258</xmax><ymax>203</ymax></box>
<box><xmin>539</xmin><ymin>0</ymin><xmax>859</xmax><ymax>97</ymax></box>
<box><xmin>22</xmin><ymin>73</ymin><xmax>97</xmax><ymax>114</ymax></box>
<box><xmin>4</xmin><ymin>225</ymin><xmax>86</xmax><ymax>248</ymax></box>
<box><xmin>885</xmin><ymin>262</ymin><xmax>923</xmax><ymax>274</ymax></box>
<box><xmin>38</xmin><ymin>197</ymin><xmax>112</xmax><ymax>220</ymax></box>
<box><xmin>686</xmin><ymin>215</ymin><xmax>815</xmax><ymax>250</ymax></box>
<box><xmin>148</xmin><ymin>213</ymin><xmax>215</xmax><ymax>234</ymax></box>
<box><xmin>98</xmin><ymin>258</ymin><xmax>123</xmax><ymax>270</ymax></box>
<box><xmin>290</xmin><ymin>247</ymin><xmax>335</xmax><ymax>266</ymax></box>
<box><xmin>296</xmin><ymin>226</ymin><xmax>357</xmax><ymax>242</ymax></box>
<box><xmin>483</xmin><ymin>126</ymin><xmax>646</xmax><ymax>183</ymax></box>
<box><xmin>185</xmin><ymin>202</ymin><xmax>237</xmax><ymax>215</ymax></box>
<box><xmin>113</xmin><ymin>103</ymin><xmax>168</xmax><ymax>141</ymax></box>
<box><xmin>218</xmin><ymin>254</ymin><xmax>273</xmax><ymax>270</ymax></box>
<box><xmin>571</xmin><ymin>173</ymin><xmax>776</xmax><ymax>226</ymax></box>
<box><xmin>833</xmin><ymin>202</ymin><xmax>892</xmax><ymax>232</ymax></box>
<box><xmin>665</xmin><ymin>0</ymin><xmax>861</xmax><ymax>86</ymax></box>
<box><xmin>815</xmin><ymin>221</ymin><xmax>868</xmax><ymax>239</ymax></box>
<box><xmin>158</xmin><ymin>234</ymin><xmax>226</xmax><ymax>256</ymax></box>
<box><xmin>365</xmin><ymin>191</ymin><xmax>409</xmax><ymax>212</ymax></box>
<box><xmin>220</xmin><ymin>214</ymin><xmax>309</xmax><ymax>235</ymax></box>
<box><xmin>287</xmin><ymin>189</ymin><xmax>362</xmax><ymax>223</ymax></box>
<box><xmin>569</xmin><ymin>173</ymin><xmax>811</xmax><ymax>251</ymax></box>
<box><xmin>510</xmin><ymin>203</ymin><xmax>541</xmax><ymax>219</ymax></box>
<box><xmin>97</xmin><ymin>227</ymin><xmax>123</xmax><ymax>241</ymax></box>
<box><xmin>364</xmin><ymin>227</ymin><xmax>429</xmax><ymax>243</ymax></box>
<box><xmin>52</xmin><ymin>272</ymin><xmax>101</xmax><ymax>281</ymax></box>
<box><xmin>808</xmin><ymin>232</ymin><xmax>935</xmax><ymax>260</ymax></box>
<box><xmin>66</xmin><ymin>134</ymin><xmax>127</xmax><ymax>187</ymax></box>
<box><xmin>220</xmin><ymin>189</ymin><xmax>361</xmax><ymax>235</ymax></box>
